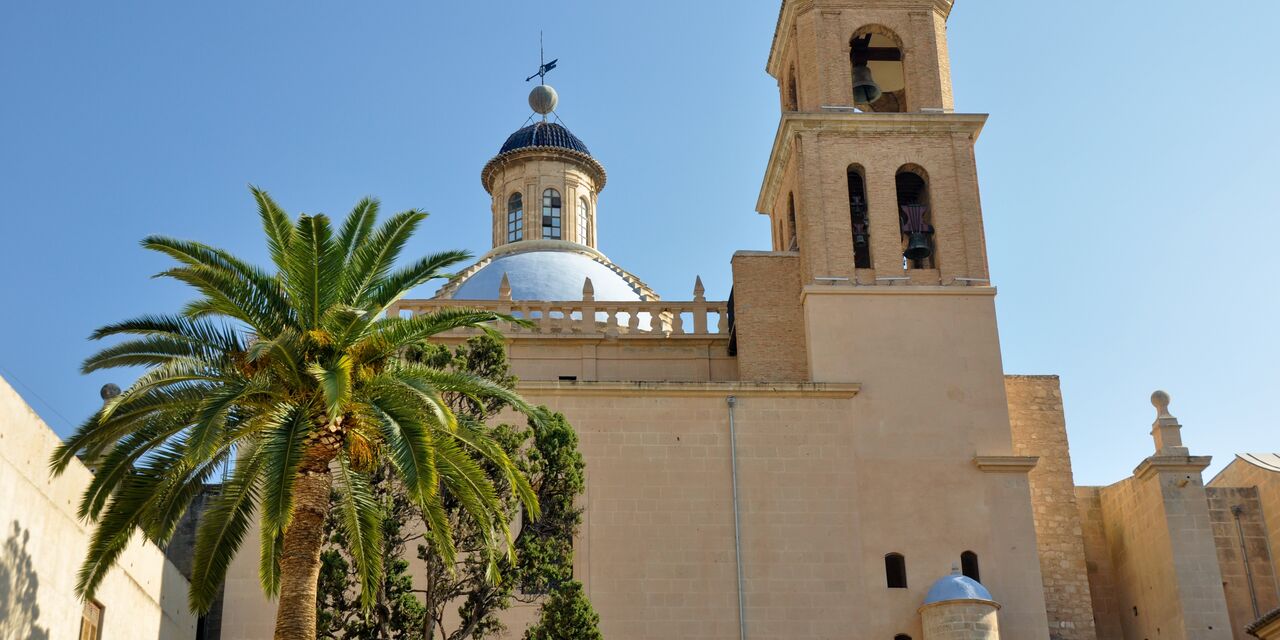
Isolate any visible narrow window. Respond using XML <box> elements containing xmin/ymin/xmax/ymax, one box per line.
<box><xmin>577</xmin><ymin>196</ymin><xmax>590</xmax><ymax>244</ymax></box>
<box><xmin>895</xmin><ymin>167</ymin><xmax>933</xmax><ymax>269</ymax></box>
<box><xmin>848</xmin><ymin>165</ymin><xmax>871</xmax><ymax>269</ymax></box>
<box><xmin>961</xmin><ymin>551</ymin><xmax>980</xmax><ymax>582</ymax></box>
<box><xmin>542</xmin><ymin>188</ymin><xmax>562</xmax><ymax>239</ymax></box>
<box><xmin>787</xmin><ymin>192</ymin><xmax>799</xmax><ymax>251</ymax></box>
<box><xmin>507</xmin><ymin>193</ymin><xmax>524</xmax><ymax>242</ymax></box>
<box><xmin>80</xmin><ymin>600</ymin><xmax>104</xmax><ymax>640</ymax></box>
<box><xmin>885</xmin><ymin>553</ymin><xmax>907</xmax><ymax>588</ymax></box>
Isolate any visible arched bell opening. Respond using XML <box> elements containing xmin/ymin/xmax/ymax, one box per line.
<box><xmin>850</xmin><ymin>26</ymin><xmax>906</xmax><ymax>113</ymax></box>
<box><xmin>786</xmin><ymin>62</ymin><xmax>800</xmax><ymax>112</ymax></box>
<box><xmin>787</xmin><ymin>192</ymin><xmax>799</xmax><ymax>251</ymax></box>
<box><xmin>847</xmin><ymin>164</ymin><xmax>872</xmax><ymax>269</ymax></box>
<box><xmin>895</xmin><ymin>165</ymin><xmax>934</xmax><ymax>269</ymax></box>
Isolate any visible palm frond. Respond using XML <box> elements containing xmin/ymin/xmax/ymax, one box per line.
<box><xmin>340</xmin><ymin>210</ymin><xmax>426</xmax><ymax>306</ymax></box>
<box><xmin>338</xmin><ymin>197</ymin><xmax>379</xmax><ymax>263</ymax></box>
<box><xmin>308</xmin><ymin>356</ymin><xmax>352</xmax><ymax>421</ymax></box>
<box><xmin>258</xmin><ymin>403</ymin><xmax>312</xmax><ymax>539</ymax></box>
<box><xmin>253</xmin><ymin>186</ymin><xmax>294</xmax><ymax>273</ymax></box>
<box><xmin>363</xmin><ymin>249</ymin><xmax>471</xmax><ymax>314</ymax></box>
<box><xmin>333</xmin><ymin>457</ymin><xmax>383</xmax><ymax>610</ymax></box>
<box><xmin>283</xmin><ymin>214</ymin><xmax>343</xmax><ymax>330</ymax></box>
<box><xmin>189</xmin><ymin>447</ymin><xmax>264</xmax><ymax>613</ymax></box>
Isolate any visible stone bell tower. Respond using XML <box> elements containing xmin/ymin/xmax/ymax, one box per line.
<box><xmin>731</xmin><ymin>1</ymin><xmax>1052</xmax><ymax>637</ymax></box>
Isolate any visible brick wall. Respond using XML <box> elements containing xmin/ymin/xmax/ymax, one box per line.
<box><xmin>730</xmin><ymin>251</ymin><xmax>808</xmax><ymax>382</ymax></box>
<box><xmin>1005</xmin><ymin>375</ymin><xmax>1098</xmax><ymax>640</ymax></box>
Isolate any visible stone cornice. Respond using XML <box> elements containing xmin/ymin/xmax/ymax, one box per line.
<box><xmin>1248</xmin><ymin>606</ymin><xmax>1280</xmax><ymax>638</ymax></box>
<box><xmin>756</xmin><ymin>112</ymin><xmax>987</xmax><ymax>214</ymax></box>
<box><xmin>802</xmin><ymin>284</ymin><xmax>995</xmax><ymax>301</ymax></box>
<box><xmin>481</xmin><ymin>146</ymin><xmax>607</xmax><ymax>195</ymax></box>
<box><xmin>766</xmin><ymin>0</ymin><xmax>955</xmax><ymax>77</ymax></box>
<box><xmin>1134</xmin><ymin>455</ymin><xmax>1213</xmax><ymax>480</ymax></box>
<box><xmin>519</xmin><ymin>380</ymin><xmax>860</xmax><ymax>399</ymax></box>
<box><xmin>973</xmin><ymin>455</ymin><xmax>1039</xmax><ymax>473</ymax></box>
<box><xmin>917</xmin><ymin>598</ymin><xmax>1001</xmax><ymax>613</ymax></box>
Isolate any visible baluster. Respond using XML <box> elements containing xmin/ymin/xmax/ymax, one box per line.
<box><xmin>716</xmin><ymin>305</ymin><xmax>729</xmax><ymax>334</ymax></box>
<box><xmin>670</xmin><ymin>307</ymin><xmax>685</xmax><ymax>335</ymax></box>
<box><xmin>628</xmin><ymin>306</ymin><xmax>641</xmax><ymax>332</ymax></box>
<box><xmin>603</xmin><ymin>306</ymin><xmax>618</xmax><ymax>337</ymax></box>
<box><xmin>538</xmin><ymin>304</ymin><xmax>551</xmax><ymax>333</ymax></box>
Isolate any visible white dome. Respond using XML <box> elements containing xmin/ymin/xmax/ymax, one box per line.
<box><xmin>440</xmin><ymin>242</ymin><xmax>653</xmax><ymax>302</ymax></box>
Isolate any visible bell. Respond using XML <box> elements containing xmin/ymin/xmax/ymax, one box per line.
<box><xmin>904</xmin><ymin>232</ymin><xmax>932</xmax><ymax>261</ymax></box>
<box><xmin>852</xmin><ymin>65</ymin><xmax>882</xmax><ymax>105</ymax></box>
<box><xmin>854</xmin><ymin>232</ymin><xmax>869</xmax><ymax>248</ymax></box>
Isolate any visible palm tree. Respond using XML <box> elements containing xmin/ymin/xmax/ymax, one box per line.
<box><xmin>50</xmin><ymin>188</ymin><xmax>540</xmax><ymax>640</ymax></box>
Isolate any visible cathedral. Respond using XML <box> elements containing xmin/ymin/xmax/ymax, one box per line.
<box><xmin>3</xmin><ymin>1</ymin><xmax>1280</xmax><ymax>639</ymax></box>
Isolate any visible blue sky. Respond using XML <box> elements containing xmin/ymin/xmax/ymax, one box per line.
<box><xmin>0</xmin><ymin>1</ymin><xmax>1276</xmax><ymax>485</ymax></box>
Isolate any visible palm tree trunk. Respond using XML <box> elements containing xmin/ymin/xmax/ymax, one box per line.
<box><xmin>273</xmin><ymin>445</ymin><xmax>336</xmax><ymax>640</ymax></box>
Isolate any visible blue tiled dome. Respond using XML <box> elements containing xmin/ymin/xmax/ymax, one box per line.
<box><xmin>451</xmin><ymin>248</ymin><xmax>644</xmax><ymax>302</ymax></box>
<box><xmin>499</xmin><ymin>121</ymin><xmax>591</xmax><ymax>155</ymax></box>
<box><xmin>922</xmin><ymin>573</ymin><xmax>995</xmax><ymax>606</ymax></box>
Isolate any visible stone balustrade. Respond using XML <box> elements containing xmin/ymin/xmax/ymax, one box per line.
<box><xmin>388</xmin><ymin>298</ymin><xmax>730</xmax><ymax>338</ymax></box>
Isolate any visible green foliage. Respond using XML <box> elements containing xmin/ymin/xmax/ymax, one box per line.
<box><xmin>51</xmin><ymin>188</ymin><xmax>543</xmax><ymax>620</ymax></box>
<box><xmin>317</xmin><ymin>464</ymin><xmax>424</xmax><ymax>640</ymax></box>
<box><xmin>522</xmin><ymin>581</ymin><xmax>602</xmax><ymax>640</ymax></box>
<box><xmin>316</xmin><ymin>335</ymin><xmax>598</xmax><ymax>640</ymax></box>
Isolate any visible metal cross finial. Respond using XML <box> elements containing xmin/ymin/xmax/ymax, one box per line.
<box><xmin>526</xmin><ymin>32</ymin><xmax>558</xmax><ymax>84</ymax></box>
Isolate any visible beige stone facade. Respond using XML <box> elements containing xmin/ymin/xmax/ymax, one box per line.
<box><xmin>21</xmin><ymin>0</ymin><xmax>1280</xmax><ymax>639</ymax></box>
<box><xmin>0</xmin><ymin>376</ymin><xmax>197</xmax><ymax>640</ymax></box>
<box><xmin>920</xmin><ymin>601</ymin><xmax>1001</xmax><ymax>640</ymax></box>
<box><xmin>213</xmin><ymin>0</ymin><xmax>1280</xmax><ymax>638</ymax></box>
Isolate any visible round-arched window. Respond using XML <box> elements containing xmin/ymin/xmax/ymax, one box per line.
<box><xmin>577</xmin><ymin>197</ymin><xmax>590</xmax><ymax>244</ymax></box>
<box><xmin>542</xmin><ymin>188</ymin><xmax>562</xmax><ymax>239</ymax></box>
<box><xmin>507</xmin><ymin>193</ymin><xmax>524</xmax><ymax>242</ymax></box>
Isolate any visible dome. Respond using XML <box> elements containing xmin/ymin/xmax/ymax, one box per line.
<box><xmin>499</xmin><ymin>121</ymin><xmax>591</xmax><ymax>155</ymax></box>
<box><xmin>442</xmin><ymin>243</ymin><xmax>653</xmax><ymax>302</ymax></box>
<box><xmin>922</xmin><ymin>572</ymin><xmax>995</xmax><ymax>606</ymax></box>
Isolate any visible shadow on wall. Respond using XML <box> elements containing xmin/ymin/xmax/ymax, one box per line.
<box><xmin>0</xmin><ymin>520</ymin><xmax>51</xmax><ymax>640</ymax></box>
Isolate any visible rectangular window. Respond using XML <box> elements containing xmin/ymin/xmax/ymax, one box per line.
<box><xmin>80</xmin><ymin>600</ymin><xmax>104</xmax><ymax>640</ymax></box>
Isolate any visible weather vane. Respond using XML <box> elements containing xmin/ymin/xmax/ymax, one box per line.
<box><xmin>526</xmin><ymin>31</ymin><xmax>558</xmax><ymax>84</ymax></box>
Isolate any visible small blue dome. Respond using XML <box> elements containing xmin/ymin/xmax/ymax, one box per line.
<box><xmin>922</xmin><ymin>573</ymin><xmax>995</xmax><ymax>606</ymax></box>
<box><xmin>499</xmin><ymin>121</ymin><xmax>591</xmax><ymax>155</ymax></box>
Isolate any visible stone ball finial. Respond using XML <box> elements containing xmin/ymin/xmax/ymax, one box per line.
<box><xmin>100</xmin><ymin>383</ymin><xmax>121</xmax><ymax>402</ymax></box>
<box><xmin>529</xmin><ymin>84</ymin><xmax>559</xmax><ymax>115</ymax></box>
<box><xmin>1151</xmin><ymin>390</ymin><xmax>1172</xmax><ymax>418</ymax></box>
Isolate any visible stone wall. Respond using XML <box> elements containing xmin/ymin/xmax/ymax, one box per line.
<box><xmin>920</xmin><ymin>602</ymin><xmax>1000</xmax><ymax>640</ymax></box>
<box><xmin>1098</xmin><ymin>468</ymin><xmax>1234</xmax><ymax>640</ymax></box>
<box><xmin>1005</xmin><ymin>375</ymin><xmax>1097</xmax><ymax>640</ymax></box>
<box><xmin>1076</xmin><ymin>487</ymin><xmax>1124</xmax><ymax>639</ymax></box>
<box><xmin>1206</xmin><ymin>487</ymin><xmax>1280</xmax><ymax>640</ymax></box>
<box><xmin>1212</xmin><ymin>458</ymin><xmax>1280</xmax><ymax>589</ymax></box>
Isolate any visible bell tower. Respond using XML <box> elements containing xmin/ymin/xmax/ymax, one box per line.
<box><xmin>758</xmin><ymin>0</ymin><xmax>988</xmax><ymax>287</ymax></box>
<box><xmin>733</xmin><ymin>2</ymin><xmax>1053</xmax><ymax>637</ymax></box>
